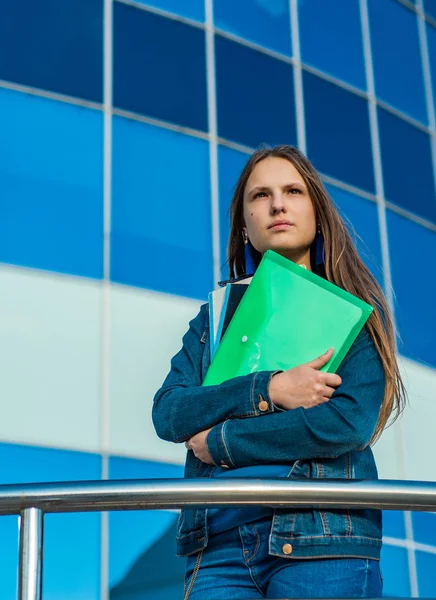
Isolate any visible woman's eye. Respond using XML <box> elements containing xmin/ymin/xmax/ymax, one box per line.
<box><xmin>287</xmin><ymin>188</ymin><xmax>302</xmax><ymax>194</ymax></box>
<box><xmin>254</xmin><ymin>192</ymin><xmax>267</xmax><ymax>199</ymax></box>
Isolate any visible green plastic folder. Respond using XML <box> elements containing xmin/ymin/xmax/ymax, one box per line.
<box><xmin>202</xmin><ymin>250</ymin><xmax>373</xmax><ymax>386</ymax></box>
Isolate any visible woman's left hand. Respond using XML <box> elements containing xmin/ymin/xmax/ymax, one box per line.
<box><xmin>185</xmin><ymin>428</ymin><xmax>214</xmax><ymax>464</ymax></box>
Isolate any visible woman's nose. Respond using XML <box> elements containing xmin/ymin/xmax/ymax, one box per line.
<box><xmin>270</xmin><ymin>193</ymin><xmax>286</xmax><ymax>213</ymax></box>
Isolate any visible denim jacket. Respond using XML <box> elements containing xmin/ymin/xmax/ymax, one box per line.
<box><xmin>152</xmin><ymin>303</ymin><xmax>385</xmax><ymax>559</ymax></box>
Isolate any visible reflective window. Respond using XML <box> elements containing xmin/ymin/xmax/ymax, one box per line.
<box><xmin>424</xmin><ymin>0</ymin><xmax>436</xmax><ymax>20</ymax></box>
<box><xmin>326</xmin><ymin>185</ymin><xmax>384</xmax><ymax>288</ymax></box>
<box><xmin>298</xmin><ymin>0</ymin><xmax>366</xmax><ymax>90</ymax></box>
<box><xmin>427</xmin><ymin>22</ymin><xmax>436</xmax><ymax>121</ymax></box>
<box><xmin>0</xmin><ymin>0</ymin><xmax>102</xmax><ymax>102</ymax></box>
<box><xmin>387</xmin><ymin>210</ymin><xmax>436</xmax><ymax>368</ymax></box>
<box><xmin>109</xmin><ymin>457</ymin><xmax>183</xmax><ymax>596</ymax></box>
<box><xmin>380</xmin><ymin>544</ymin><xmax>410</xmax><ymax>597</ymax></box>
<box><xmin>378</xmin><ymin>107</ymin><xmax>436</xmax><ymax>224</ymax></box>
<box><xmin>113</xmin><ymin>2</ymin><xmax>208</xmax><ymax>131</ymax></box>
<box><xmin>0</xmin><ymin>443</ymin><xmax>101</xmax><ymax>599</ymax></box>
<box><xmin>133</xmin><ymin>0</ymin><xmax>205</xmax><ymax>22</ymax></box>
<box><xmin>215</xmin><ymin>36</ymin><xmax>296</xmax><ymax>148</ymax></box>
<box><xmin>383</xmin><ymin>511</ymin><xmax>406</xmax><ymax>539</ymax></box>
<box><xmin>214</xmin><ymin>0</ymin><xmax>291</xmax><ymax>56</ymax></box>
<box><xmin>111</xmin><ymin>117</ymin><xmax>213</xmax><ymax>300</ymax></box>
<box><xmin>369</xmin><ymin>0</ymin><xmax>427</xmax><ymax>123</ymax></box>
<box><xmin>0</xmin><ymin>89</ymin><xmax>103</xmax><ymax>279</ymax></box>
<box><xmin>417</xmin><ymin>551</ymin><xmax>436</xmax><ymax>596</ymax></box>
<box><xmin>218</xmin><ymin>145</ymin><xmax>250</xmax><ymax>278</ymax></box>
<box><xmin>412</xmin><ymin>513</ymin><xmax>436</xmax><ymax>547</ymax></box>
<box><xmin>303</xmin><ymin>71</ymin><xmax>375</xmax><ymax>193</ymax></box>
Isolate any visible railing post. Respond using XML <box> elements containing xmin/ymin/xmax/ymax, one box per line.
<box><xmin>18</xmin><ymin>507</ymin><xmax>43</xmax><ymax>600</ymax></box>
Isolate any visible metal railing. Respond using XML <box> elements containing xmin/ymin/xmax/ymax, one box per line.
<box><xmin>2</xmin><ymin>477</ymin><xmax>436</xmax><ymax>600</ymax></box>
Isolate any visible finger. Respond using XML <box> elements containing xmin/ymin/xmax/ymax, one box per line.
<box><xmin>322</xmin><ymin>386</ymin><xmax>336</xmax><ymax>399</ymax></box>
<box><xmin>322</xmin><ymin>373</ymin><xmax>342</xmax><ymax>387</ymax></box>
<box><xmin>306</xmin><ymin>347</ymin><xmax>334</xmax><ymax>370</ymax></box>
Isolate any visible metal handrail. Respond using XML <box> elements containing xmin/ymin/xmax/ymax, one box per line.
<box><xmin>3</xmin><ymin>478</ymin><xmax>436</xmax><ymax>600</ymax></box>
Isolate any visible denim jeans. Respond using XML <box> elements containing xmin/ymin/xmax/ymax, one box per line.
<box><xmin>185</xmin><ymin>518</ymin><xmax>383</xmax><ymax>599</ymax></box>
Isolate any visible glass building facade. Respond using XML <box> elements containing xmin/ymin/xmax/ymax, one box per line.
<box><xmin>0</xmin><ymin>0</ymin><xmax>435</xmax><ymax>597</ymax></box>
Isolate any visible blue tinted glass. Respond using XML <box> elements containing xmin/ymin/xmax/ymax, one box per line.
<box><xmin>217</xmin><ymin>146</ymin><xmax>250</xmax><ymax>279</ymax></box>
<box><xmin>0</xmin><ymin>0</ymin><xmax>102</xmax><ymax>102</ymax></box>
<box><xmin>427</xmin><ymin>23</ymin><xmax>436</xmax><ymax>122</ymax></box>
<box><xmin>303</xmin><ymin>72</ymin><xmax>375</xmax><ymax>193</ymax></box>
<box><xmin>416</xmin><ymin>551</ymin><xmax>436</xmax><ymax>596</ymax></box>
<box><xmin>0</xmin><ymin>443</ymin><xmax>101</xmax><ymax>600</ymax></box>
<box><xmin>326</xmin><ymin>185</ymin><xmax>384</xmax><ymax>288</ymax></box>
<box><xmin>0</xmin><ymin>89</ymin><xmax>103</xmax><ymax>279</ymax></box>
<box><xmin>109</xmin><ymin>457</ymin><xmax>183</xmax><ymax>594</ymax></box>
<box><xmin>113</xmin><ymin>3</ymin><xmax>207</xmax><ymax>131</ymax></box>
<box><xmin>424</xmin><ymin>0</ymin><xmax>436</xmax><ymax>20</ymax></box>
<box><xmin>387</xmin><ymin>211</ymin><xmax>436</xmax><ymax>367</ymax></box>
<box><xmin>133</xmin><ymin>0</ymin><xmax>204</xmax><ymax>21</ymax></box>
<box><xmin>412</xmin><ymin>513</ymin><xmax>436</xmax><ymax>546</ymax></box>
<box><xmin>215</xmin><ymin>36</ymin><xmax>296</xmax><ymax>148</ymax></box>
<box><xmin>111</xmin><ymin>117</ymin><xmax>213</xmax><ymax>299</ymax></box>
<box><xmin>369</xmin><ymin>0</ymin><xmax>427</xmax><ymax>123</ymax></box>
<box><xmin>383</xmin><ymin>510</ymin><xmax>406</xmax><ymax>539</ymax></box>
<box><xmin>214</xmin><ymin>0</ymin><xmax>291</xmax><ymax>56</ymax></box>
<box><xmin>378</xmin><ymin>107</ymin><xmax>436</xmax><ymax>224</ymax></box>
<box><xmin>298</xmin><ymin>0</ymin><xmax>366</xmax><ymax>90</ymax></box>
<box><xmin>381</xmin><ymin>544</ymin><xmax>410</xmax><ymax>596</ymax></box>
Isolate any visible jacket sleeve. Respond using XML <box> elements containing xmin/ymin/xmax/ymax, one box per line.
<box><xmin>152</xmin><ymin>304</ymin><xmax>278</xmax><ymax>444</ymax></box>
<box><xmin>206</xmin><ymin>327</ymin><xmax>385</xmax><ymax>467</ymax></box>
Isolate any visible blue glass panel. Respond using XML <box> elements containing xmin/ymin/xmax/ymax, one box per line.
<box><xmin>380</xmin><ymin>544</ymin><xmax>410</xmax><ymax>596</ymax></box>
<box><xmin>217</xmin><ymin>146</ymin><xmax>250</xmax><ymax>279</ymax></box>
<box><xmin>387</xmin><ymin>210</ymin><xmax>436</xmax><ymax>367</ymax></box>
<box><xmin>109</xmin><ymin>457</ymin><xmax>183</xmax><ymax>595</ymax></box>
<box><xmin>416</xmin><ymin>550</ymin><xmax>436</xmax><ymax>597</ymax></box>
<box><xmin>427</xmin><ymin>23</ymin><xmax>436</xmax><ymax>123</ymax></box>
<box><xmin>298</xmin><ymin>0</ymin><xmax>366</xmax><ymax>90</ymax></box>
<box><xmin>0</xmin><ymin>443</ymin><xmax>101</xmax><ymax>600</ymax></box>
<box><xmin>369</xmin><ymin>0</ymin><xmax>427</xmax><ymax>123</ymax></box>
<box><xmin>111</xmin><ymin>116</ymin><xmax>213</xmax><ymax>299</ymax></box>
<box><xmin>113</xmin><ymin>3</ymin><xmax>208</xmax><ymax>132</ymax></box>
<box><xmin>215</xmin><ymin>35</ymin><xmax>296</xmax><ymax>149</ymax></box>
<box><xmin>424</xmin><ymin>0</ymin><xmax>436</xmax><ymax>20</ymax></box>
<box><xmin>0</xmin><ymin>89</ymin><xmax>103</xmax><ymax>278</ymax></box>
<box><xmin>383</xmin><ymin>510</ymin><xmax>406</xmax><ymax>540</ymax></box>
<box><xmin>133</xmin><ymin>0</ymin><xmax>204</xmax><ymax>22</ymax></box>
<box><xmin>303</xmin><ymin>72</ymin><xmax>375</xmax><ymax>193</ymax></box>
<box><xmin>214</xmin><ymin>0</ymin><xmax>291</xmax><ymax>56</ymax></box>
<box><xmin>0</xmin><ymin>0</ymin><xmax>102</xmax><ymax>102</ymax></box>
<box><xmin>325</xmin><ymin>185</ymin><xmax>384</xmax><ymax>288</ymax></box>
<box><xmin>378</xmin><ymin>107</ymin><xmax>436</xmax><ymax>224</ymax></box>
<box><xmin>412</xmin><ymin>512</ymin><xmax>436</xmax><ymax>547</ymax></box>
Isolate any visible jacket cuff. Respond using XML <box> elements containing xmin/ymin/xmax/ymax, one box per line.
<box><xmin>250</xmin><ymin>370</ymin><xmax>281</xmax><ymax>415</ymax></box>
<box><xmin>206</xmin><ymin>421</ymin><xmax>235</xmax><ymax>468</ymax></box>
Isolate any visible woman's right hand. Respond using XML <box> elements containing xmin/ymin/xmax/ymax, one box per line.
<box><xmin>269</xmin><ymin>348</ymin><xmax>342</xmax><ymax>410</ymax></box>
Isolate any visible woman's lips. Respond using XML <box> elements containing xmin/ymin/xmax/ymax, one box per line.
<box><xmin>268</xmin><ymin>221</ymin><xmax>294</xmax><ymax>231</ymax></box>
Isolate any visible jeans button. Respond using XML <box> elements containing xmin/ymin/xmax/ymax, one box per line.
<box><xmin>282</xmin><ymin>543</ymin><xmax>293</xmax><ymax>555</ymax></box>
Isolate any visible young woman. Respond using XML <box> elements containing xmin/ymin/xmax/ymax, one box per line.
<box><xmin>152</xmin><ymin>146</ymin><xmax>406</xmax><ymax>599</ymax></box>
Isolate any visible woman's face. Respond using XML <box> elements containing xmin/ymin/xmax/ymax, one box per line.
<box><xmin>242</xmin><ymin>157</ymin><xmax>317</xmax><ymax>265</ymax></box>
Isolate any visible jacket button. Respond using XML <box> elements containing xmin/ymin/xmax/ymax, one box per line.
<box><xmin>282</xmin><ymin>543</ymin><xmax>293</xmax><ymax>555</ymax></box>
<box><xmin>258</xmin><ymin>396</ymin><xmax>269</xmax><ymax>412</ymax></box>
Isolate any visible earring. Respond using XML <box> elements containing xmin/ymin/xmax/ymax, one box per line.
<box><xmin>315</xmin><ymin>224</ymin><xmax>324</xmax><ymax>266</ymax></box>
<box><xmin>243</xmin><ymin>232</ymin><xmax>257</xmax><ymax>276</ymax></box>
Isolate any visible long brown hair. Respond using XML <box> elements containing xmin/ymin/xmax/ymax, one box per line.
<box><xmin>227</xmin><ymin>145</ymin><xmax>406</xmax><ymax>444</ymax></box>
